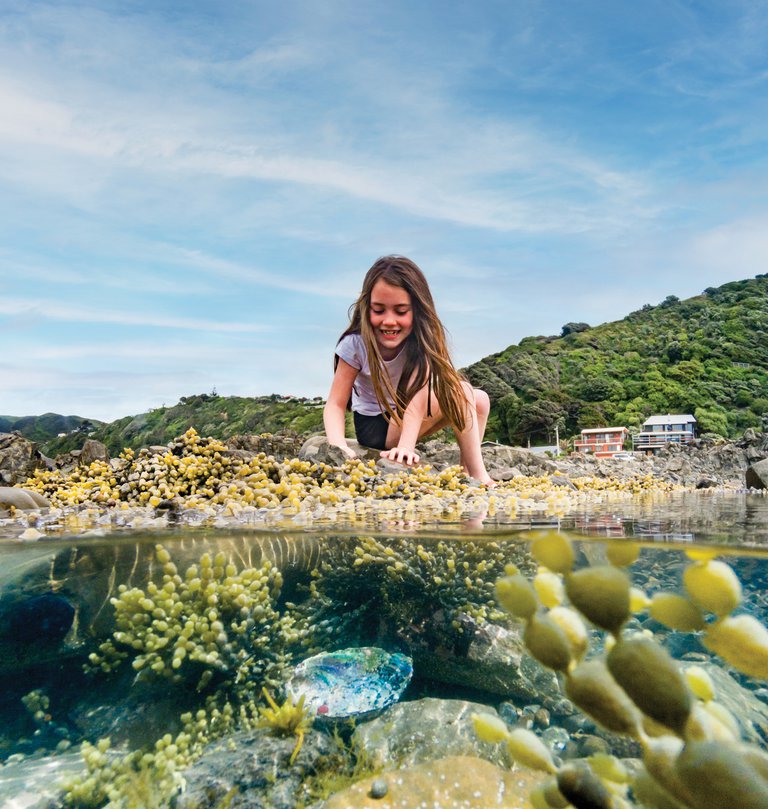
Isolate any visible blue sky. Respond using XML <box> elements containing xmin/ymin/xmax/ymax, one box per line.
<box><xmin>2</xmin><ymin>1</ymin><xmax>768</xmax><ymax>422</ymax></box>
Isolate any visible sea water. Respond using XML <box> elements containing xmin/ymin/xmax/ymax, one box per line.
<box><xmin>1</xmin><ymin>491</ymin><xmax>768</xmax><ymax>808</ymax></box>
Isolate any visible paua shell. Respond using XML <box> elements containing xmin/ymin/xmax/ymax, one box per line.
<box><xmin>285</xmin><ymin>646</ymin><xmax>412</xmax><ymax>720</ymax></box>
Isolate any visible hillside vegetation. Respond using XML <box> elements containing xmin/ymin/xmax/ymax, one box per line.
<box><xmin>465</xmin><ymin>275</ymin><xmax>768</xmax><ymax>444</ymax></box>
<box><xmin>40</xmin><ymin>394</ymin><xmax>326</xmax><ymax>456</ymax></box>
<box><xmin>0</xmin><ymin>413</ymin><xmax>103</xmax><ymax>443</ymax></box>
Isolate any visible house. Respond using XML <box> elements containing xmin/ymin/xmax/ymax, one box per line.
<box><xmin>573</xmin><ymin>427</ymin><xmax>629</xmax><ymax>458</ymax></box>
<box><xmin>632</xmin><ymin>414</ymin><xmax>697</xmax><ymax>453</ymax></box>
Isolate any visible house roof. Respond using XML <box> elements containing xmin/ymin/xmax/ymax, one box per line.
<box><xmin>642</xmin><ymin>414</ymin><xmax>697</xmax><ymax>426</ymax></box>
<box><xmin>579</xmin><ymin>427</ymin><xmax>629</xmax><ymax>434</ymax></box>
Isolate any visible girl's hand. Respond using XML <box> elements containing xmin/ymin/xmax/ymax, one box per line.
<box><xmin>337</xmin><ymin>445</ymin><xmax>358</xmax><ymax>461</ymax></box>
<box><xmin>380</xmin><ymin>446</ymin><xmax>420</xmax><ymax>466</ymax></box>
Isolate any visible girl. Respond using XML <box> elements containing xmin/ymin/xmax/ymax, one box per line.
<box><xmin>323</xmin><ymin>255</ymin><xmax>494</xmax><ymax>485</ymax></box>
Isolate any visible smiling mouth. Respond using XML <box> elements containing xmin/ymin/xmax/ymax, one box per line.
<box><xmin>380</xmin><ymin>329</ymin><xmax>400</xmax><ymax>336</ymax></box>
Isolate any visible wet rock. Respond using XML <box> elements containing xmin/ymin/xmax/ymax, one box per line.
<box><xmin>695</xmin><ymin>476</ymin><xmax>719</xmax><ymax>489</ymax></box>
<box><xmin>414</xmin><ymin>615</ymin><xmax>562</xmax><ymax>708</ymax></box>
<box><xmin>351</xmin><ymin>698</ymin><xmax>509</xmax><ymax>770</ymax></box>
<box><xmin>324</xmin><ymin>755</ymin><xmax>546</xmax><ymax>809</ymax></box>
<box><xmin>0</xmin><ymin>433</ymin><xmax>47</xmax><ymax>485</ymax></box>
<box><xmin>0</xmin><ymin>748</ymin><xmax>85</xmax><ymax>809</ymax></box>
<box><xmin>175</xmin><ymin>726</ymin><xmax>337</xmax><ymax>809</ymax></box>
<box><xmin>746</xmin><ymin>458</ymin><xmax>768</xmax><ymax>490</ymax></box>
<box><xmin>698</xmin><ymin>662</ymin><xmax>768</xmax><ymax>746</ymax></box>
<box><xmin>0</xmin><ymin>487</ymin><xmax>49</xmax><ymax>510</ymax></box>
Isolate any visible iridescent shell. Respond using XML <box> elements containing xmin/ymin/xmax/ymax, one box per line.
<box><xmin>285</xmin><ymin>646</ymin><xmax>412</xmax><ymax>720</ymax></box>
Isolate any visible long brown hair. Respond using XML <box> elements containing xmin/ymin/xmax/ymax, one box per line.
<box><xmin>337</xmin><ymin>255</ymin><xmax>468</xmax><ymax>432</ymax></box>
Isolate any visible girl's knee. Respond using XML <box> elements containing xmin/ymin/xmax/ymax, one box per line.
<box><xmin>474</xmin><ymin>388</ymin><xmax>490</xmax><ymax>417</ymax></box>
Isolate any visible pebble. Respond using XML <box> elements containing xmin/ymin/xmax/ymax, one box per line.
<box><xmin>369</xmin><ymin>778</ymin><xmax>389</xmax><ymax>799</ymax></box>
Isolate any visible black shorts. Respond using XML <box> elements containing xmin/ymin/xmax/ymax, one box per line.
<box><xmin>353</xmin><ymin>411</ymin><xmax>390</xmax><ymax>450</ymax></box>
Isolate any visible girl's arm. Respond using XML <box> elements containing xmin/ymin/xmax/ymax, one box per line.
<box><xmin>323</xmin><ymin>358</ymin><xmax>359</xmax><ymax>458</ymax></box>
<box><xmin>379</xmin><ymin>382</ymin><xmax>429</xmax><ymax>466</ymax></box>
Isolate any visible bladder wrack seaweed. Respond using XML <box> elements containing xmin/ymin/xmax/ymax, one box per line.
<box><xmin>475</xmin><ymin>530</ymin><xmax>768</xmax><ymax>808</ymax></box>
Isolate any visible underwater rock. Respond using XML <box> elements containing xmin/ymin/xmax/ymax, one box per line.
<box><xmin>412</xmin><ymin>616</ymin><xmax>562</xmax><ymax>708</ymax></box>
<box><xmin>323</xmin><ymin>755</ymin><xmax>546</xmax><ymax>809</ymax></box>
<box><xmin>5</xmin><ymin>592</ymin><xmax>74</xmax><ymax>648</ymax></box>
<box><xmin>351</xmin><ymin>697</ymin><xmax>511</xmax><ymax>770</ymax></box>
<box><xmin>698</xmin><ymin>662</ymin><xmax>768</xmax><ymax>747</ymax></box>
<box><xmin>746</xmin><ymin>458</ymin><xmax>768</xmax><ymax>490</ymax></box>
<box><xmin>175</xmin><ymin>725</ymin><xmax>338</xmax><ymax>809</ymax></box>
<box><xmin>0</xmin><ymin>748</ymin><xmax>86</xmax><ymax>809</ymax></box>
<box><xmin>285</xmin><ymin>647</ymin><xmax>412</xmax><ymax>721</ymax></box>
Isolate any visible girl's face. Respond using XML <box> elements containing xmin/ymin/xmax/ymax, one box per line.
<box><xmin>369</xmin><ymin>279</ymin><xmax>413</xmax><ymax>359</ymax></box>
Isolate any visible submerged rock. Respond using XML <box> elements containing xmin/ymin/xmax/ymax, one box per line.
<box><xmin>174</xmin><ymin>726</ymin><xmax>338</xmax><ymax>809</ymax></box>
<box><xmin>323</xmin><ymin>755</ymin><xmax>545</xmax><ymax>809</ymax></box>
<box><xmin>413</xmin><ymin>614</ymin><xmax>562</xmax><ymax>708</ymax></box>
<box><xmin>351</xmin><ymin>698</ymin><xmax>510</xmax><ymax>770</ymax></box>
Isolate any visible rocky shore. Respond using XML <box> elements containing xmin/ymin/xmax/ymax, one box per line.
<box><xmin>0</xmin><ymin>426</ymin><xmax>766</xmax><ymax>543</ymax></box>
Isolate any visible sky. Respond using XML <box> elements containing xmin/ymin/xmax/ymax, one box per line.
<box><xmin>1</xmin><ymin>0</ymin><xmax>768</xmax><ymax>422</ymax></box>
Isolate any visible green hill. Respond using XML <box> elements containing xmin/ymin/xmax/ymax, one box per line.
<box><xmin>40</xmin><ymin>393</ymin><xmax>326</xmax><ymax>456</ymax></box>
<box><xmin>464</xmin><ymin>275</ymin><xmax>768</xmax><ymax>444</ymax></box>
<box><xmin>0</xmin><ymin>413</ymin><xmax>103</xmax><ymax>443</ymax></box>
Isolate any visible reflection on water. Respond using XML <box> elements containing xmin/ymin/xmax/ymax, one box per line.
<box><xmin>2</xmin><ymin>492</ymin><xmax>768</xmax><ymax>806</ymax></box>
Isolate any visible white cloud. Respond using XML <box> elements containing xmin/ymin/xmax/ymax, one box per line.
<box><xmin>0</xmin><ymin>297</ymin><xmax>270</xmax><ymax>332</ymax></box>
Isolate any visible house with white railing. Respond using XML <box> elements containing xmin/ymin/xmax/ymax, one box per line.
<box><xmin>632</xmin><ymin>414</ymin><xmax>697</xmax><ymax>453</ymax></box>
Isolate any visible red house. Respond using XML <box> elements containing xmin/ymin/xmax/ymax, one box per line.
<box><xmin>573</xmin><ymin>427</ymin><xmax>629</xmax><ymax>458</ymax></box>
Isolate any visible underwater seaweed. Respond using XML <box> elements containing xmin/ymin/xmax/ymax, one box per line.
<box><xmin>87</xmin><ymin>544</ymin><xmax>304</xmax><ymax>693</ymax></box>
<box><xmin>290</xmin><ymin>535</ymin><xmax>532</xmax><ymax>653</ymax></box>
<box><xmin>475</xmin><ymin>530</ymin><xmax>768</xmax><ymax>808</ymax></box>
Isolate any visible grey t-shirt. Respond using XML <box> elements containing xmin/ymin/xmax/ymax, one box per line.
<box><xmin>335</xmin><ymin>333</ymin><xmax>407</xmax><ymax>416</ymax></box>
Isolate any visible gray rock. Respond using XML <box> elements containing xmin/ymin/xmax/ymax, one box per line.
<box><xmin>298</xmin><ymin>435</ymin><xmax>378</xmax><ymax>465</ymax></box>
<box><xmin>746</xmin><ymin>458</ymin><xmax>768</xmax><ymax>490</ymax></box>
<box><xmin>351</xmin><ymin>697</ymin><xmax>509</xmax><ymax>769</ymax></box>
<box><xmin>229</xmin><ymin>432</ymin><xmax>305</xmax><ymax>461</ymax></box>
<box><xmin>0</xmin><ymin>486</ymin><xmax>49</xmax><ymax>510</ymax></box>
<box><xmin>175</xmin><ymin>726</ymin><xmax>338</xmax><ymax>809</ymax></box>
<box><xmin>491</xmin><ymin>466</ymin><xmax>522</xmax><ymax>481</ymax></box>
<box><xmin>79</xmin><ymin>439</ymin><xmax>109</xmax><ymax>466</ymax></box>
<box><xmin>413</xmin><ymin>614</ymin><xmax>562</xmax><ymax>708</ymax></box>
<box><xmin>699</xmin><ymin>663</ymin><xmax>768</xmax><ymax>746</ymax></box>
<box><xmin>0</xmin><ymin>432</ymin><xmax>47</xmax><ymax>485</ymax></box>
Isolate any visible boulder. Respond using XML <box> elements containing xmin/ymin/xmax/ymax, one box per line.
<box><xmin>0</xmin><ymin>432</ymin><xmax>47</xmax><ymax>485</ymax></box>
<box><xmin>413</xmin><ymin>614</ymin><xmax>562</xmax><ymax>708</ymax></box>
<box><xmin>175</xmin><ymin>726</ymin><xmax>338</xmax><ymax>809</ymax></box>
<box><xmin>746</xmin><ymin>458</ymin><xmax>768</xmax><ymax>490</ymax></box>
<box><xmin>79</xmin><ymin>439</ymin><xmax>109</xmax><ymax>466</ymax></box>
<box><xmin>324</xmin><ymin>755</ymin><xmax>545</xmax><ymax>809</ymax></box>
<box><xmin>0</xmin><ymin>487</ymin><xmax>49</xmax><ymax>510</ymax></box>
<box><xmin>54</xmin><ymin>439</ymin><xmax>110</xmax><ymax>474</ymax></box>
<box><xmin>351</xmin><ymin>698</ymin><xmax>510</xmax><ymax>770</ymax></box>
